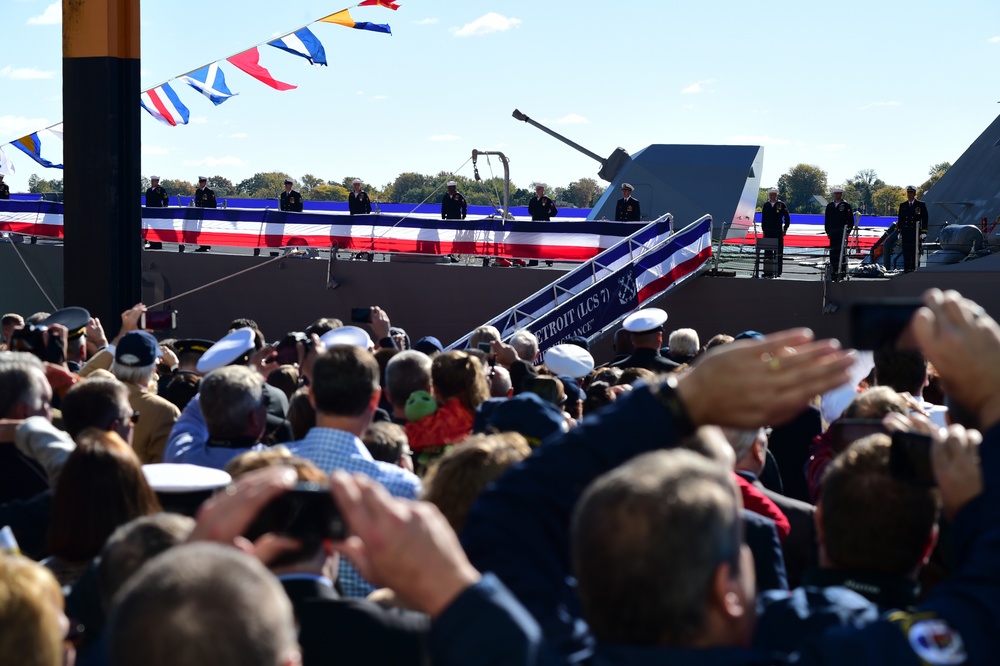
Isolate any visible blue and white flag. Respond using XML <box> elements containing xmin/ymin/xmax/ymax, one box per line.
<box><xmin>268</xmin><ymin>27</ymin><xmax>328</xmax><ymax>66</ymax></box>
<box><xmin>179</xmin><ymin>63</ymin><xmax>237</xmax><ymax>105</ymax></box>
<box><xmin>0</xmin><ymin>147</ymin><xmax>14</xmax><ymax>176</ymax></box>
<box><xmin>140</xmin><ymin>83</ymin><xmax>191</xmax><ymax>127</ymax></box>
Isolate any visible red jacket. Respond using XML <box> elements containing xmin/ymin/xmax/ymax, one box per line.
<box><xmin>405</xmin><ymin>398</ymin><xmax>474</xmax><ymax>452</ymax></box>
<box><xmin>734</xmin><ymin>473</ymin><xmax>790</xmax><ymax>542</ymax></box>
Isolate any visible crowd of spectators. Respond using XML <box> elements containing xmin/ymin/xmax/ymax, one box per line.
<box><xmin>0</xmin><ymin>288</ymin><xmax>998</xmax><ymax>665</ymax></box>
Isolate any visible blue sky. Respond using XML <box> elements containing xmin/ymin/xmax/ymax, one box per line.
<box><xmin>1</xmin><ymin>0</ymin><xmax>999</xmax><ymax>195</ymax></box>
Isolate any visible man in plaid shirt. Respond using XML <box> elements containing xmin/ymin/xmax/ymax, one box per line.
<box><xmin>289</xmin><ymin>344</ymin><xmax>421</xmax><ymax>597</ymax></box>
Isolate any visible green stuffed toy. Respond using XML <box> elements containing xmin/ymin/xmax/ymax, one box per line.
<box><xmin>405</xmin><ymin>390</ymin><xmax>437</xmax><ymax>422</ymax></box>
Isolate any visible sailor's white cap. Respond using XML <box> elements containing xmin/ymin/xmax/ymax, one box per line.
<box><xmin>535</xmin><ymin>183</ymin><xmax>546</xmax><ymax>189</ymax></box>
<box><xmin>198</xmin><ymin>176</ymin><xmax>208</xmax><ymax>181</ymax></box>
<box><xmin>767</xmin><ymin>187</ymin><xmax>778</xmax><ymax>194</ymax></box>
<box><xmin>623</xmin><ymin>308</ymin><xmax>668</xmax><ymax>334</ymax></box>
<box><xmin>831</xmin><ymin>187</ymin><xmax>844</xmax><ymax>194</ymax></box>
<box><xmin>446</xmin><ymin>180</ymin><xmax>458</xmax><ymax>187</ymax></box>
<box><xmin>545</xmin><ymin>344</ymin><xmax>595</xmax><ymax>379</ymax></box>
<box><xmin>320</xmin><ymin>325</ymin><xmax>373</xmax><ymax>350</ymax></box>
<box><xmin>906</xmin><ymin>185</ymin><xmax>917</xmax><ymax>192</ymax></box>
<box><xmin>284</xmin><ymin>178</ymin><xmax>294</xmax><ymax>185</ymax></box>
<box><xmin>196</xmin><ymin>328</ymin><xmax>255</xmax><ymax>374</ymax></box>
<box><xmin>621</xmin><ymin>182</ymin><xmax>634</xmax><ymax>190</ymax></box>
<box><xmin>142</xmin><ymin>463</ymin><xmax>231</xmax><ymax>493</ymax></box>
<box><xmin>353</xmin><ymin>178</ymin><xmax>363</xmax><ymax>185</ymax></box>
<box><xmin>150</xmin><ymin>175</ymin><xmax>160</xmax><ymax>180</ymax></box>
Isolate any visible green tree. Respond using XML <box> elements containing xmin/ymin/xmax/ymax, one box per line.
<box><xmin>777</xmin><ymin>164</ymin><xmax>828</xmax><ymax>214</ymax></box>
<box><xmin>310</xmin><ymin>184</ymin><xmax>349</xmax><ymax>202</ymax></box>
<box><xmin>919</xmin><ymin>162</ymin><xmax>951</xmax><ymax>197</ymax></box>
<box><xmin>140</xmin><ymin>176</ymin><xmax>150</xmax><ymax>193</ymax></box>
<box><xmin>843</xmin><ymin>168</ymin><xmax>885</xmax><ymax>214</ymax></box>
<box><xmin>160</xmin><ymin>179</ymin><xmax>195</xmax><ymax>196</ymax></box>
<box><xmin>300</xmin><ymin>174</ymin><xmax>324</xmax><ymax>196</ymax></box>
<box><xmin>27</xmin><ymin>174</ymin><xmax>63</xmax><ymax>194</ymax></box>
<box><xmin>562</xmin><ymin>178</ymin><xmax>600</xmax><ymax>208</ymax></box>
<box><xmin>207</xmin><ymin>175</ymin><xmax>236</xmax><ymax>197</ymax></box>
<box><xmin>756</xmin><ymin>187</ymin><xmax>769</xmax><ymax>211</ymax></box>
<box><xmin>873</xmin><ymin>185</ymin><xmax>906</xmax><ymax>216</ymax></box>
<box><xmin>236</xmin><ymin>172</ymin><xmax>292</xmax><ymax>199</ymax></box>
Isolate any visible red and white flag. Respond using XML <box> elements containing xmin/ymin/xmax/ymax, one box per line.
<box><xmin>227</xmin><ymin>48</ymin><xmax>297</xmax><ymax>91</ymax></box>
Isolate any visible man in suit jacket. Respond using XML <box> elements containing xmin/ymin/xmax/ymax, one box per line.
<box><xmin>193</xmin><ymin>176</ymin><xmax>216</xmax><ymax>252</ymax></box>
<box><xmin>760</xmin><ymin>187</ymin><xmax>791</xmax><ymax>277</ymax></box>
<box><xmin>144</xmin><ymin>175</ymin><xmax>169</xmax><ymax>250</ymax></box>
<box><xmin>615</xmin><ymin>182</ymin><xmax>641</xmax><ymax>221</ymax></box>
<box><xmin>897</xmin><ymin>185</ymin><xmax>929</xmax><ymax>273</ymax></box>
<box><xmin>725</xmin><ymin>426</ymin><xmax>818</xmax><ymax>589</ymax></box>
<box><xmin>528</xmin><ymin>184</ymin><xmax>558</xmax><ymax>221</ymax></box>
<box><xmin>824</xmin><ymin>187</ymin><xmax>854</xmax><ymax>281</ymax></box>
<box><xmin>348</xmin><ymin>179</ymin><xmax>372</xmax><ymax>215</ymax></box>
<box><xmin>279</xmin><ymin>178</ymin><xmax>303</xmax><ymax>212</ymax></box>
<box><xmin>440</xmin><ymin>181</ymin><xmax>467</xmax><ymax>220</ymax></box>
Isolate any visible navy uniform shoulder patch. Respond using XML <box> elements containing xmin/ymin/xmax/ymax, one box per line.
<box><xmin>888</xmin><ymin>611</ymin><xmax>967</xmax><ymax>665</ymax></box>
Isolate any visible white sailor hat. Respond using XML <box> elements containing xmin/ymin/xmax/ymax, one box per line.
<box><xmin>831</xmin><ymin>187</ymin><xmax>844</xmax><ymax>194</ymax></box>
<box><xmin>905</xmin><ymin>185</ymin><xmax>917</xmax><ymax>192</ymax></box>
<box><xmin>545</xmin><ymin>344</ymin><xmax>595</xmax><ymax>379</ymax></box>
<box><xmin>446</xmin><ymin>180</ymin><xmax>458</xmax><ymax>187</ymax></box>
<box><xmin>142</xmin><ymin>463</ymin><xmax>231</xmax><ymax>493</ymax></box>
<box><xmin>621</xmin><ymin>183</ymin><xmax>634</xmax><ymax>190</ymax></box>
<box><xmin>535</xmin><ymin>183</ymin><xmax>546</xmax><ymax>189</ymax></box>
<box><xmin>320</xmin><ymin>325</ymin><xmax>373</xmax><ymax>350</ymax></box>
<box><xmin>150</xmin><ymin>175</ymin><xmax>160</xmax><ymax>180</ymax></box>
<box><xmin>284</xmin><ymin>178</ymin><xmax>294</xmax><ymax>185</ymax></box>
<box><xmin>622</xmin><ymin>307</ymin><xmax>668</xmax><ymax>334</ymax></box>
<box><xmin>352</xmin><ymin>178</ymin><xmax>363</xmax><ymax>185</ymax></box>
<box><xmin>196</xmin><ymin>328</ymin><xmax>255</xmax><ymax>374</ymax></box>
<box><xmin>767</xmin><ymin>187</ymin><xmax>778</xmax><ymax>194</ymax></box>
<box><xmin>198</xmin><ymin>176</ymin><xmax>208</xmax><ymax>181</ymax></box>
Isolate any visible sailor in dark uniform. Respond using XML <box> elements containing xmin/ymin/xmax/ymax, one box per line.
<box><xmin>441</xmin><ymin>180</ymin><xmax>467</xmax><ymax>220</ymax></box>
<box><xmin>609</xmin><ymin>308</ymin><xmax>680</xmax><ymax>373</ymax></box>
<box><xmin>760</xmin><ymin>187</ymin><xmax>790</xmax><ymax>277</ymax></box>
<box><xmin>824</xmin><ymin>187</ymin><xmax>854</xmax><ymax>281</ymax></box>
<box><xmin>0</xmin><ymin>174</ymin><xmax>9</xmax><ymax>200</ymax></box>
<box><xmin>144</xmin><ymin>175</ymin><xmax>169</xmax><ymax>249</ymax></box>
<box><xmin>279</xmin><ymin>178</ymin><xmax>303</xmax><ymax>213</ymax></box>
<box><xmin>615</xmin><ymin>183</ymin><xmax>641</xmax><ymax>221</ymax></box>
<box><xmin>348</xmin><ymin>178</ymin><xmax>372</xmax><ymax>215</ymax></box>
<box><xmin>897</xmin><ymin>185</ymin><xmax>928</xmax><ymax>273</ymax></box>
<box><xmin>528</xmin><ymin>183</ymin><xmax>558</xmax><ymax>221</ymax></box>
<box><xmin>194</xmin><ymin>176</ymin><xmax>216</xmax><ymax>252</ymax></box>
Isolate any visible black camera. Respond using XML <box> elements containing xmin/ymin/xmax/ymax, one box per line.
<box><xmin>243</xmin><ymin>482</ymin><xmax>346</xmax><ymax>544</ymax></box>
<box><xmin>272</xmin><ymin>331</ymin><xmax>314</xmax><ymax>366</ymax></box>
<box><xmin>9</xmin><ymin>324</ymin><xmax>64</xmax><ymax>364</ymax></box>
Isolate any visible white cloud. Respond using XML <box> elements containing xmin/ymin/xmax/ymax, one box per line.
<box><xmin>0</xmin><ymin>114</ymin><xmax>51</xmax><ymax>137</ymax></box>
<box><xmin>990</xmin><ymin>36</ymin><xmax>1000</xmax><ymax>43</ymax></box>
<box><xmin>555</xmin><ymin>113</ymin><xmax>589</xmax><ymax>125</ymax></box>
<box><xmin>681</xmin><ymin>79</ymin><xmax>715</xmax><ymax>94</ymax></box>
<box><xmin>0</xmin><ymin>66</ymin><xmax>54</xmax><ymax>80</ymax></box>
<box><xmin>141</xmin><ymin>145</ymin><xmax>172</xmax><ymax>156</ymax></box>
<box><xmin>820</xmin><ymin>143</ymin><xmax>847</xmax><ymax>152</ymax></box>
<box><xmin>428</xmin><ymin>134</ymin><xmax>462</xmax><ymax>142</ymax></box>
<box><xmin>726</xmin><ymin>135</ymin><xmax>791</xmax><ymax>146</ymax></box>
<box><xmin>451</xmin><ymin>13</ymin><xmax>521</xmax><ymax>37</ymax></box>
<box><xmin>182</xmin><ymin>156</ymin><xmax>245</xmax><ymax>167</ymax></box>
<box><xmin>860</xmin><ymin>100</ymin><xmax>901</xmax><ymax>110</ymax></box>
<box><xmin>415</xmin><ymin>18</ymin><xmax>439</xmax><ymax>25</ymax></box>
<box><xmin>27</xmin><ymin>2</ymin><xmax>60</xmax><ymax>25</ymax></box>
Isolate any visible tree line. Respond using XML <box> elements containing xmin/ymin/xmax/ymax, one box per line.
<box><xmin>25</xmin><ymin>172</ymin><xmax>606</xmax><ymax>209</ymax></box>
<box><xmin>758</xmin><ymin>162</ymin><xmax>951</xmax><ymax>216</ymax></box>
<box><xmin>25</xmin><ymin>161</ymin><xmax>952</xmax><ymax>214</ymax></box>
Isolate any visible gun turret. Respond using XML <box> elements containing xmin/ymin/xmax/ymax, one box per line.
<box><xmin>512</xmin><ymin>109</ymin><xmax>629</xmax><ymax>182</ymax></box>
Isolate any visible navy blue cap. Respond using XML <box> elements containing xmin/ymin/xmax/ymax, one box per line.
<box><xmin>562</xmin><ymin>336</ymin><xmax>590</xmax><ymax>352</ymax></box>
<box><xmin>734</xmin><ymin>330</ymin><xmax>765</xmax><ymax>341</ymax></box>
<box><xmin>40</xmin><ymin>307</ymin><xmax>90</xmax><ymax>339</ymax></box>
<box><xmin>414</xmin><ymin>336</ymin><xmax>443</xmax><ymax>355</ymax></box>
<box><xmin>557</xmin><ymin>376</ymin><xmax>584</xmax><ymax>403</ymax></box>
<box><xmin>116</xmin><ymin>331</ymin><xmax>160</xmax><ymax>367</ymax></box>
<box><xmin>476</xmin><ymin>393</ymin><xmax>566</xmax><ymax>447</ymax></box>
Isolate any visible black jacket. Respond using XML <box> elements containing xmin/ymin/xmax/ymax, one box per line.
<box><xmin>897</xmin><ymin>199</ymin><xmax>928</xmax><ymax>234</ymax></box>
<box><xmin>280</xmin><ymin>189</ymin><xmax>303</xmax><ymax>212</ymax></box>
<box><xmin>195</xmin><ymin>186</ymin><xmax>217</xmax><ymax>208</ymax></box>
<box><xmin>280</xmin><ymin>577</ymin><xmax>430</xmax><ymax>666</ymax></box>
<box><xmin>145</xmin><ymin>186</ymin><xmax>169</xmax><ymax>207</ymax></box>
<box><xmin>761</xmin><ymin>200</ymin><xmax>790</xmax><ymax>236</ymax></box>
<box><xmin>0</xmin><ymin>181</ymin><xmax>9</xmax><ymax>199</ymax></box>
<box><xmin>349</xmin><ymin>190</ymin><xmax>372</xmax><ymax>215</ymax></box>
<box><xmin>609</xmin><ymin>347</ymin><xmax>679</xmax><ymax>373</ymax></box>
<box><xmin>441</xmin><ymin>192</ymin><xmax>467</xmax><ymax>220</ymax></box>
<box><xmin>529</xmin><ymin>195</ymin><xmax>558</xmax><ymax>221</ymax></box>
<box><xmin>824</xmin><ymin>200</ymin><xmax>853</xmax><ymax>235</ymax></box>
<box><xmin>615</xmin><ymin>197</ymin><xmax>641</xmax><ymax>221</ymax></box>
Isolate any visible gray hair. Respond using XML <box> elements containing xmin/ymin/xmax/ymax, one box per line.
<box><xmin>385</xmin><ymin>350</ymin><xmax>432</xmax><ymax>409</ymax></box>
<box><xmin>721</xmin><ymin>427</ymin><xmax>767</xmax><ymax>463</ymax></box>
<box><xmin>489</xmin><ymin>365</ymin><xmax>512</xmax><ymax>398</ymax></box>
<box><xmin>108</xmin><ymin>543</ymin><xmax>299</xmax><ymax>666</ymax></box>
<box><xmin>668</xmin><ymin>328</ymin><xmax>700</xmax><ymax>358</ymax></box>
<box><xmin>111</xmin><ymin>361</ymin><xmax>157</xmax><ymax>390</ymax></box>
<box><xmin>469</xmin><ymin>325</ymin><xmax>501</xmax><ymax>348</ymax></box>
<box><xmin>0</xmin><ymin>351</ymin><xmax>47</xmax><ymax>418</ymax></box>
<box><xmin>198</xmin><ymin>366</ymin><xmax>264</xmax><ymax>439</ymax></box>
<box><xmin>509</xmin><ymin>329</ymin><xmax>539</xmax><ymax>362</ymax></box>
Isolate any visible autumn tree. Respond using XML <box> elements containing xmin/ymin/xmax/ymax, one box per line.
<box><xmin>843</xmin><ymin>168</ymin><xmax>885</xmax><ymax>214</ymax></box>
<box><xmin>872</xmin><ymin>185</ymin><xmax>907</xmax><ymax>216</ymax></box>
<box><xmin>27</xmin><ymin>174</ymin><xmax>63</xmax><ymax>194</ymax></box>
<box><xmin>159</xmin><ymin>179</ymin><xmax>195</xmax><ymax>196</ymax></box>
<box><xmin>777</xmin><ymin>164</ymin><xmax>828</xmax><ymax>214</ymax></box>
<box><xmin>236</xmin><ymin>172</ymin><xmax>293</xmax><ymax>199</ymax></box>
<box><xmin>206</xmin><ymin>175</ymin><xmax>236</xmax><ymax>197</ymax></box>
<box><xmin>919</xmin><ymin>162</ymin><xmax>951</xmax><ymax>197</ymax></box>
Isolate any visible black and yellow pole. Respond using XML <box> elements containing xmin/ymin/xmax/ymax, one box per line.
<box><xmin>62</xmin><ymin>0</ymin><xmax>141</xmax><ymax>324</ymax></box>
